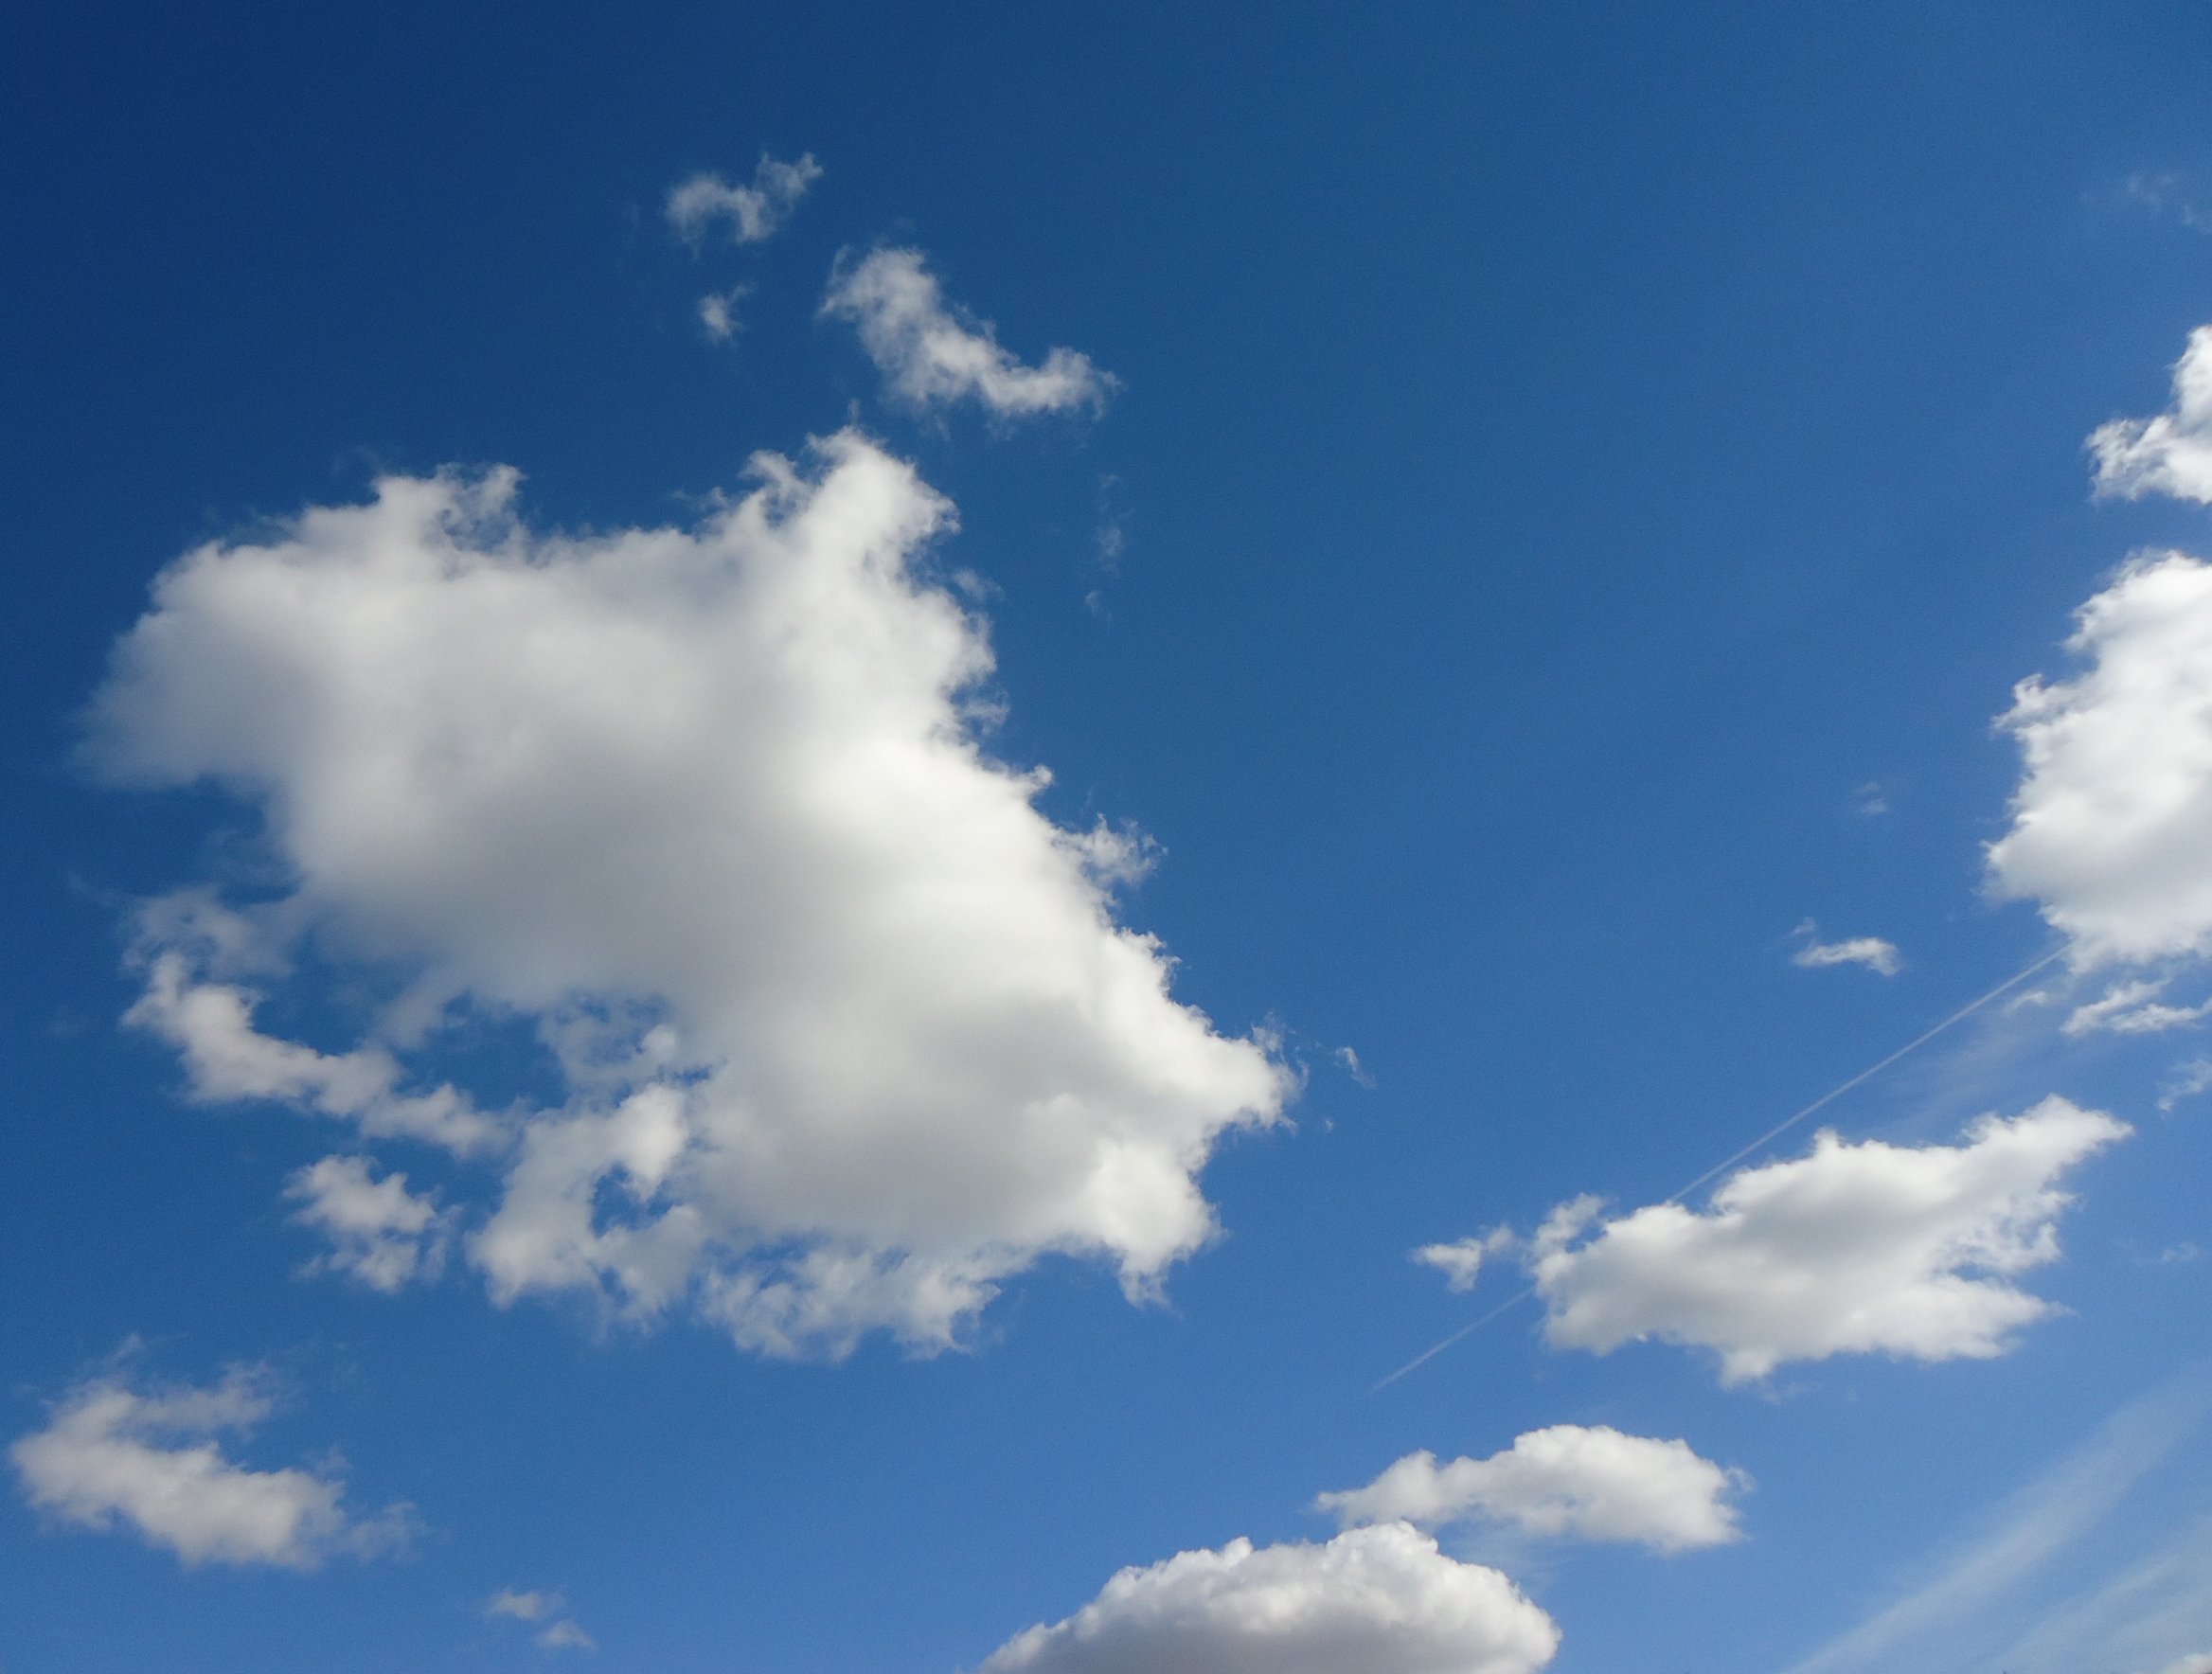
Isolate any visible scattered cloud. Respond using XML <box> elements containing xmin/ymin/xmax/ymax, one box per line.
<box><xmin>1792</xmin><ymin>921</ymin><xmax>1902</xmax><ymax>976</ymax></box>
<box><xmin>699</xmin><ymin>286</ymin><xmax>751</xmax><ymax>343</ymax></box>
<box><xmin>9</xmin><ymin>1362</ymin><xmax>412</xmax><ymax>1569</ymax></box>
<box><xmin>2063</xmin><ymin>978</ymin><xmax>2212</xmax><ymax>1039</ymax></box>
<box><xmin>1334</xmin><ymin>1044</ymin><xmax>1376</xmax><ymax>1088</ymax></box>
<box><xmin>1316</xmin><ymin>1425</ymin><xmax>1746</xmax><ymax>1554</ymax></box>
<box><xmin>2091</xmin><ymin>326</ymin><xmax>2212</xmax><ymax>505</ymax></box>
<box><xmin>666</xmin><ymin>153</ymin><xmax>821</xmax><ymax>245</ymax></box>
<box><xmin>2152</xmin><ymin>1655</ymin><xmax>2212</xmax><ymax>1674</ymax></box>
<box><xmin>285</xmin><ymin>1155</ymin><xmax>451</xmax><ymax>1291</ymax></box>
<box><xmin>1525</xmin><ymin>1098</ymin><xmax>2128</xmax><ymax>1384</ymax></box>
<box><xmin>1413</xmin><ymin>1226</ymin><xmax>1513</xmax><ymax>1293</ymax></box>
<box><xmin>822</xmin><ymin>248</ymin><xmax>1114</xmax><ymax>418</ymax></box>
<box><xmin>488</xmin><ymin>1590</ymin><xmax>595</xmax><ymax>1652</ymax></box>
<box><xmin>972</xmin><ymin>1523</ymin><xmax>1559</xmax><ymax>1674</ymax></box>
<box><xmin>1989</xmin><ymin>551</ymin><xmax>2212</xmax><ymax>964</ymax></box>
<box><xmin>83</xmin><ymin>435</ymin><xmax>1286</xmax><ymax>1359</ymax></box>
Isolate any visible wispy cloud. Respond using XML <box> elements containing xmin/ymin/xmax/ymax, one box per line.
<box><xmin>1784</xmin><ymin>1366</ymin><xmax>2212</xmax><ymax>1674</ymax></box>
<box><xmin>822</xmin><ymin>247</ymin><xmax>1115</xmax><ymax>418</ymax></box>
<box><xmin>666</xmin><ymin>153</ymin><xmax>821</xmax><ymax>244</ymax></box>
<box><xmin>1793</xmin><ymin>920</ymin><xmax>1902</xmax><ymax>976</ymax></box>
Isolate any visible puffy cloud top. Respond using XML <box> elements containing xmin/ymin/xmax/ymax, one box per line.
<box><xmin>1317</xmin><ymin>1425</ymin><xmax>1746</xmax><ymax>1553</ymax></box>
<box><xmin>1527</xmin><ymin>1098</ymin><xmax>2127</xmax><ymax>1384</ymax></box>
<box><xmin>84</xmin><ymin>433</ymin><xmax>1285</xmax><ymax>1357</ymax></box>
<box><xmin>974</xmin><ymin>1523</ymin><xmax>1559</xmax><ymax>1674</ymax></box>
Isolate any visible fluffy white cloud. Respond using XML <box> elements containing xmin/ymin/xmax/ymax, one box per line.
<box><xmin>666</xmin><ymin>153</ymin><xmax>821</xmax><ymax>244</ymax></box>
<box><xmin>9</xmin><ymin>1364</ymin><xmax>409</xmax><ymax>1569</ymax></box>
<box><xmin>285</xmin><ymin>1155</ymin><xmax>451</xmax><ymax>1291</ymax></box>
<box><xmin>973</xmin><ymin>1523</ymin><xmax>1559</xmax><ymax>1674</ymax></box>
<box><xmin>823</xmin><ymin>248</ymin><xmax>1114</xmax><ymax>418</ymax></box>
<box><xmin>2062</xmin><ymin>977</ymin><xmax>2212</xmax><ymax>1039</ymax></box>
<box><xmin>1989</xmin><ymin>552</ymin><xmax>2212</xmax><ymax>965</ymax></box>
<box><xmin>1315</xmin><ymin>1426</ymin><xmax>1745</xmax><ymax>1554</ymax></box>
<box><xmin>1413</xmin><ymin>1227</ymin><xmax>1513</xmax><ymax>1293</ymax></box>
<box><xmin>537</xmin><ymin>1621</ymin><xmax>598</xmax><ymax>1651</ymax></box>
<box><xmin>2092</xmin><ymin>327</ymin><xmax>2212</xmax><ymax>504</ymax></box>
<box><xmin>1525</xmin><ymin>1098</ymin><xmax>2127</xmax><ymax>1384</ymax></box>
<box><xmin>1792</xmin><ymin>923</ymin><xmax>1902</xmax><ymax>976</ymax></box>
<box><xmin>84</xmin><ymin>434</ymin><xmax>1285</xmax><ymax>1358</ymax></box>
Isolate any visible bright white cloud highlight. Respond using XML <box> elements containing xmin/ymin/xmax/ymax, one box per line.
<box><xmin>823</xmin><ymin>248</ymin><xmax>1114</xmax><ymax>418</ymax></box>
<box><xmin>9</xmin><ymin>1365</ymin><xmax>409</xmax><ymax>1569</ymax></box>
<box><xmin>1990</xmin><ymin>552</ymin><xmax>2212</xmax><ymax>965</ymax></box>
<box><xmin>1792</xmin><ymin>922</ymin><xmax>1902</xmax><ymax>976</ymax></box>
<box><xmin>973</xmin><ymin>1523</ymin><xmax>1559</xmax><ymax>1674</ymax></box>
<box><xmin>84</xmin><ymin>434</ymin><xmax>1285</xmax><ymax>1358</ymax></box>
<box><xmin>666</xmin><ymin>153</ymin><xmax>821</xmax><ymax>244</ymax></box>
<box><xmin>1526</xmin><ymin>1098</ymin><xmax>2127</xmax><ymax>1384</ymax></box>
<box><xmin>1316</xmin><ymin>1426</ymin><xmax>1745</xmax><ymax>1553</ymax></box>
<box><xmin>286</xmin><ymin>1155</ymin><xmax>451</xmax><ymax>1291</ymax></box>
<box><xmin>2092</xmin><ymin>327</ymin><xmax>2212</xmax><ymax>504</ymax></box>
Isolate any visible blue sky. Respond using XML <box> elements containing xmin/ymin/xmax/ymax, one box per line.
<box><xmin>6</xmin><ymin>4</ymin><xmax>2212</xmax><ymax>1670</ymax></box>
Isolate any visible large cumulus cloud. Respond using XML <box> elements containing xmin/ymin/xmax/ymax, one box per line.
<box><xmin>85</xmin><ymin>432</ymin><xmax>1286</xmax><ymax>1357</ymax></box>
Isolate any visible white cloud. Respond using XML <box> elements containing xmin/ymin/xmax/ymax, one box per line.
<box><xmin>2160</xmin><ymin>1059</ymin><xmax>2212</xmax><ymax>1111</ymax></box>
<box><xmin>2062</xmin><ymin>978</ymin><xmax>2212</xmax><ymax>1039</ymax></box>
<box><xmin>1525</xmin><ymin>1097</ymin><xmax>2128</xmax><ymax>1384</ymax></box>
<box><xmin>126</xmin><ymin>943</ymin><xmax>504</xmax><ymax>1155</ymax></box>
<box><xmin>972</xmin><ymin>1523</ymin><xmax>1559</xmax><ymax>1674</ymax></box>
<box><xmin>285</xmin><ymin>1155</ymin><xmax>451</xmax><ymax>1291</ymax></box>
<box><xmin>488</xmin><ymin>1588</ymin><xmax>562</xmax><ymax>1620</ymax></box>
<box><xmin>1989</xmin><ymin>552</ymin><xmax>2212</xmax><ymax>965</ymax></box>
<box><xmin>699</xmin><ymin>286</ymin><xmax>751</xmax><ymax>343</ymax></box>
<box><xmin>666</xmin><ymin>153</ymin><xmax>821</xmax><ymax>244</ymax></box>
<box><xmin>9</xmin><ymin>1363</ymin><xmax>410</xmax><ymax>1569</ymax></box>
<box><xmin>822</xmin><ymin>248</ymin><xmax>1114</xmax><ymax>418</ymax></box>
<box><xmin>2152</xmin><ymin>1656</ymin><xmax>2212</xmax><ymax>1674</ymax></box>
<box><xmin>84</xmin><ymin>434</ymin><xmax>1286</xmax><ymax>1358</ymax></box>
<box><xmin>488</xmin><ymin>1590</ymin><xmax>596</xmax><ymax>1653</ymax></box>
<box><xmin>1413</xmin><ymin>1226</ymin><xmax>1513</xmax><ymax>1293</ymax></box>
<box><xmin>1792</xmin><ymin>921</ymin><xmax>1902</xmax><ymax>976</ymax></box>
<box><xmin>2092</xmin><ymin>327</ymin><xmax>2212</xmax><ymax>503</ymax></box>
<box><xmin>1316</xmin><ymin>1426</ymin><xmax>1746</xmax><ymax>1553</ymax></box>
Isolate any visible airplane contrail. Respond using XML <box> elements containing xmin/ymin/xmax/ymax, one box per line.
<box><xmin>1368</xmin><ymin>945</ymin><xmax>2068</xmax><ymax>1395</ymax></box>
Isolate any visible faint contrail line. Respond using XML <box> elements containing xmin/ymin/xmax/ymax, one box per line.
<box><xmin>1368</xmin><ymin>945</ymin><xmax>2067</xmax><ymax>1395</ymax></box>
